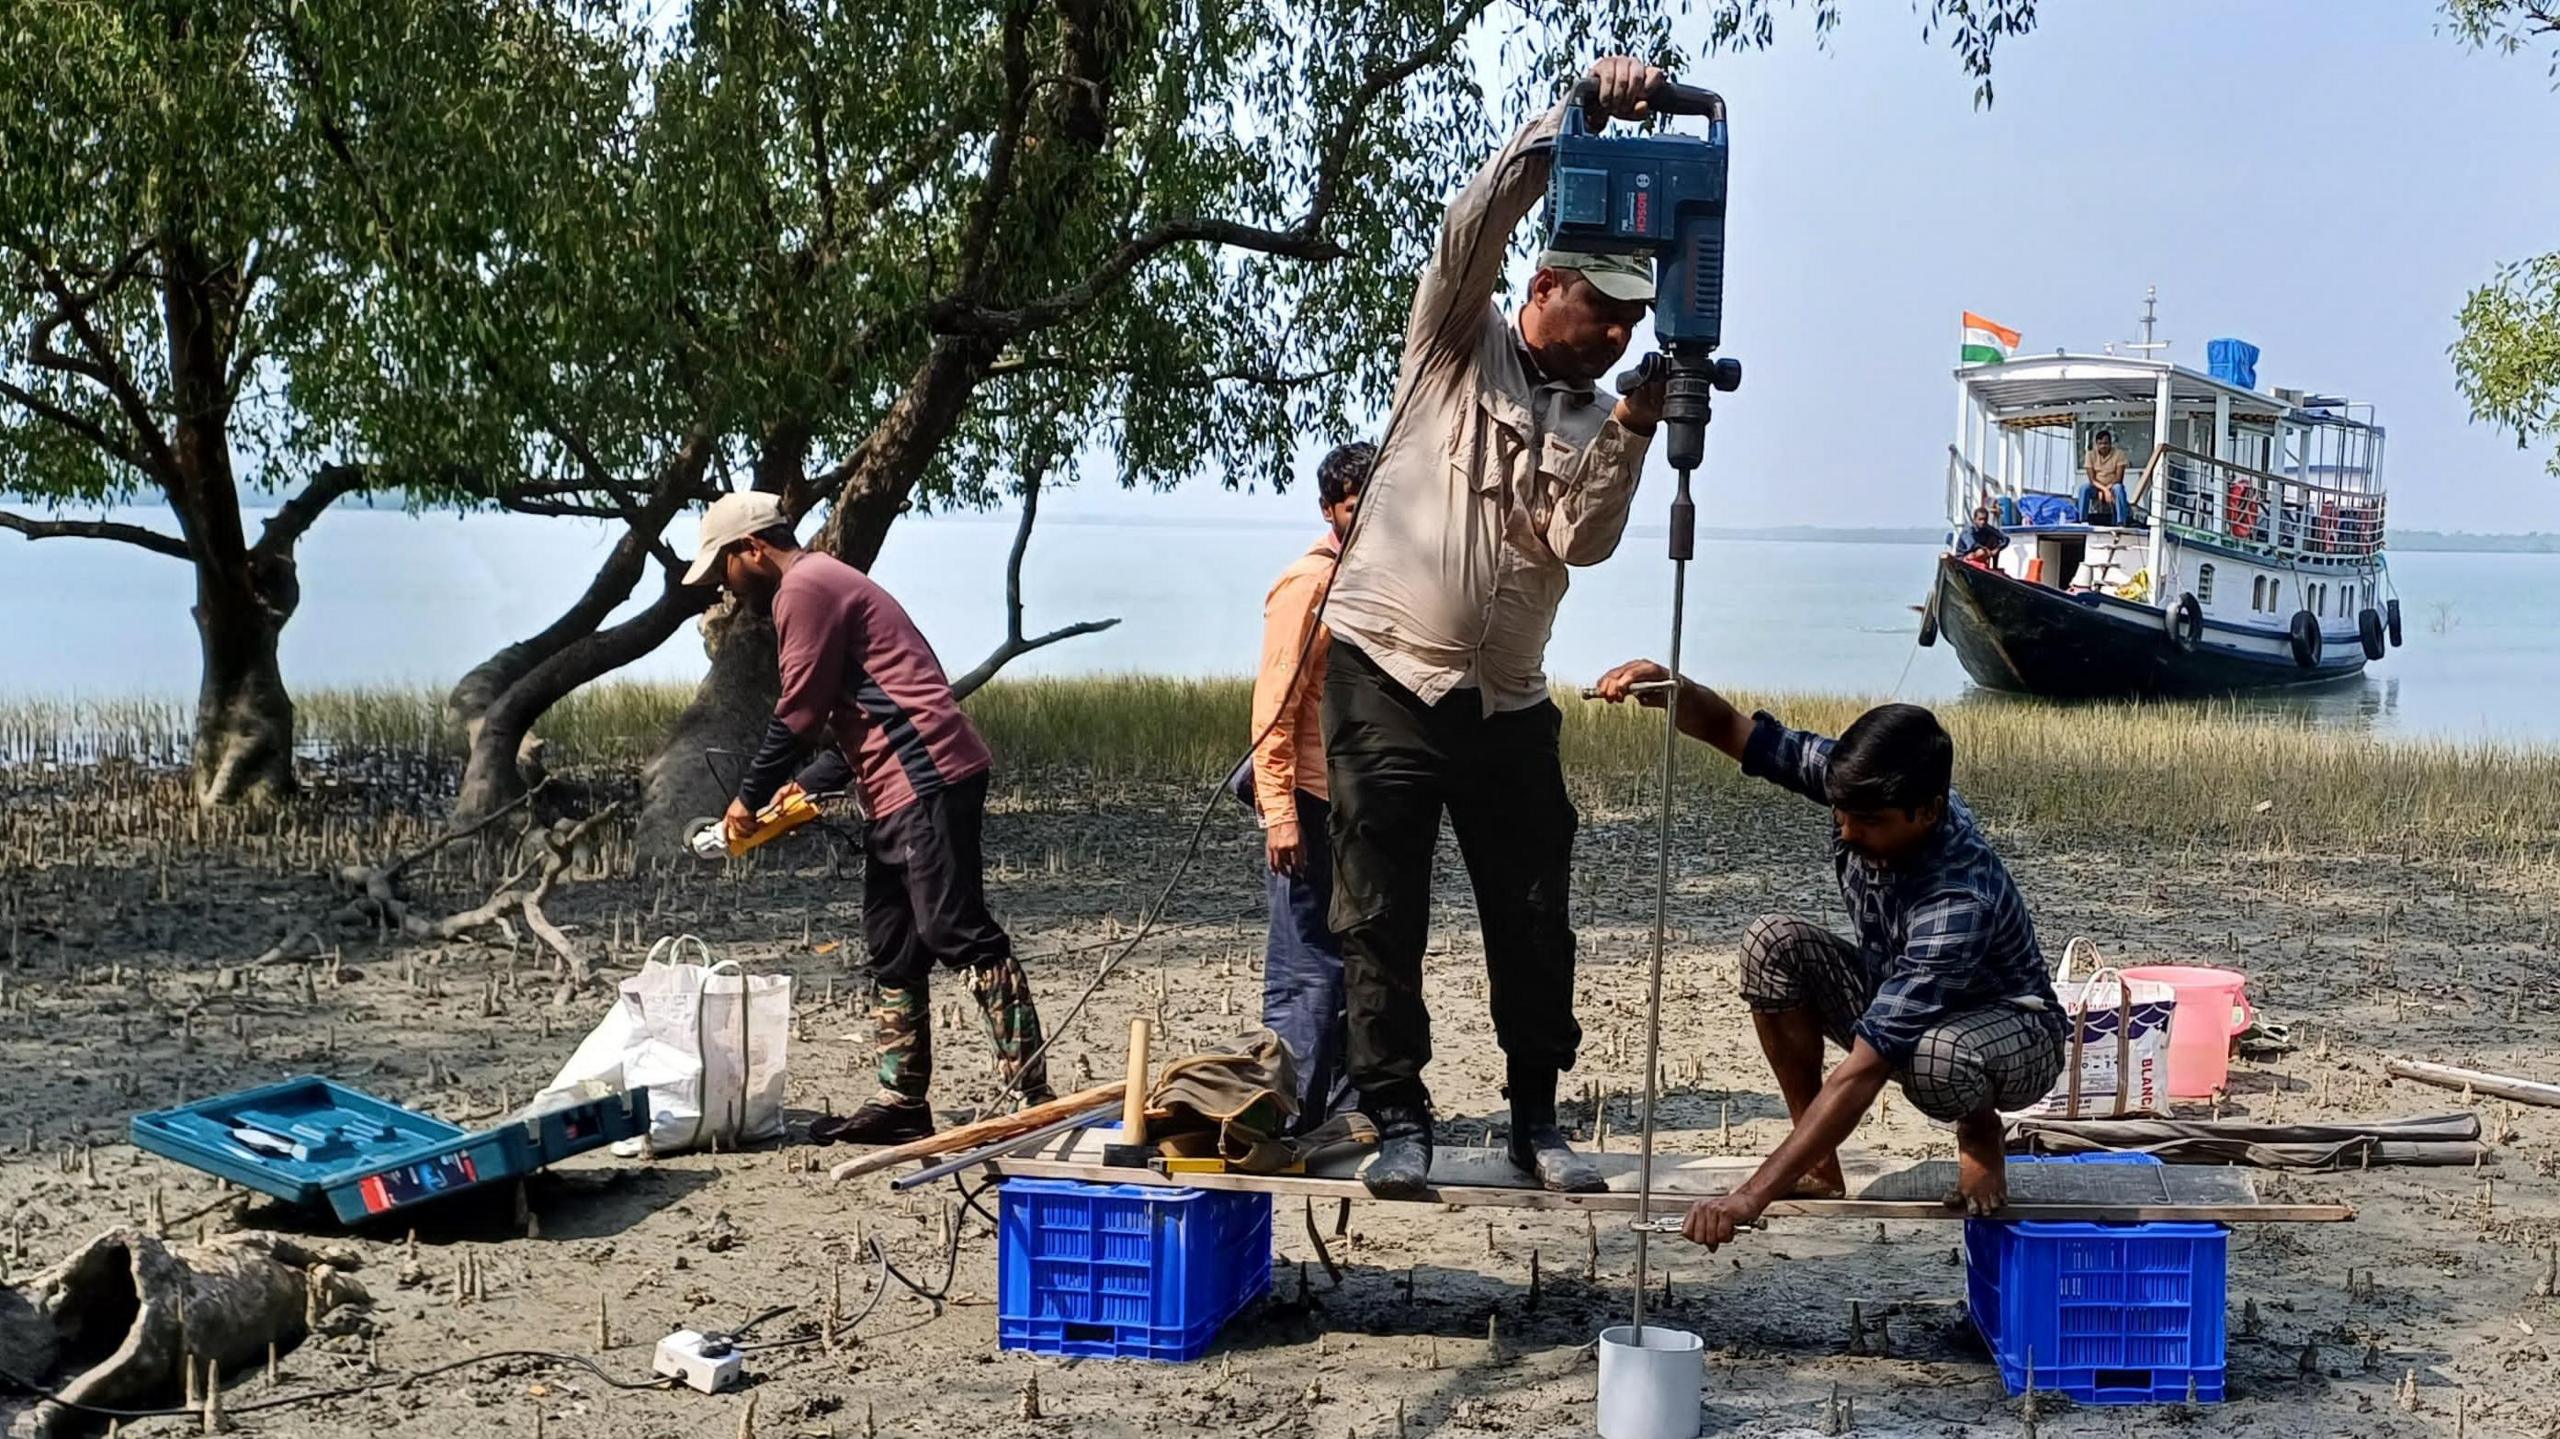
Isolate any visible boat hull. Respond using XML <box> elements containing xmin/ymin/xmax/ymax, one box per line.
<box><xmin>1931</xmin><ymin>556</ymin><xmax>2366</xmax><ymax>698</ymax></box>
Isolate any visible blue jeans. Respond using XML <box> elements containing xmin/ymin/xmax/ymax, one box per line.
<box><xmin>2079</xmin><ymin>484</ymin><xmax>2129</xmax><ymax>526</ymax></box>
<box><xmin>1263</xmin><ymin>789</ymin><xmax>1353</xmax><ymax>1132</ymax></box>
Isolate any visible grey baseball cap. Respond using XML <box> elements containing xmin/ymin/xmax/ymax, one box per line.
<box><xmin>1536</xmin><ymin>249</ymin><xmax>1655</xmax><ymax>303</ymax></box>
<box><xmin>682</xmin><ymin>490</ymin><xmax>790</xmax><ymax>585</ymax></box>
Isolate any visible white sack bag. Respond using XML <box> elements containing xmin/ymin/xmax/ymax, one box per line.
<box><xmin>540</xmin><ymin>935</ymin><xmax>793</xmax><ymax>1154</ymax></box>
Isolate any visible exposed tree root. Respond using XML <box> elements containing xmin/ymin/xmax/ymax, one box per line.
<box><xmin>246</xmin><ymin>784</ymin><xmax>624</xmax><ymax>989</ymax></box>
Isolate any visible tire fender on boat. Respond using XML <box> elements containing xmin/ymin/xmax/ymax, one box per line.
<box><xmin>2169</xmin><ymin>593</ymin><xmax>2203</xmax><ymax>653</ymax></box>
<box><xmin>2386</xmin><ymin>597</ymin><xmax>2403</xmax><ymax>648</ymax></box>
<box><xmin>1918</xmin><ymin>603</ymin><xmax>1938</xmax><ymax>647</ymax></box>
<box><xmin>2358</xmin><ymin>607</ymin><xmax>2387</xmax><ymax>662</ymax></box>
<box><xmin>2289</xmin><ymin>610</ymin><xmax>2323</xmax><ymax>669</ymax></box>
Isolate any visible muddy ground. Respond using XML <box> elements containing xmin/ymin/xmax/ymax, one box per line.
<box><xmin>2</xmin><ymin>759</ymin><xmax>2557</xmax><ymax>1437</ymax></box>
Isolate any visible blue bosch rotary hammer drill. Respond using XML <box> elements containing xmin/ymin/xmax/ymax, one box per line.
<box><xmin>1544</xmin><ymin>75</ymin><xmax>1742</xmax><ymax>485</ymax></box>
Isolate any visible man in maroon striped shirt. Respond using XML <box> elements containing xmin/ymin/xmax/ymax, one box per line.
<box><xmin>688</xmin><ymin>491</ymin><xmax>1053</xmax><ymax>1144</ymax></box>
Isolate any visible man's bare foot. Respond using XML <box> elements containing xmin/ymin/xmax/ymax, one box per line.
<box><xmin>1790</xmin><ymin>1156</ymin><xmax>1848</xmax><ymax>1199</ymax></box>
<box><xmin>1948</xmin><ymin>1112</ymin><xmax>2008</xmax><ymax>1216</ymax></box>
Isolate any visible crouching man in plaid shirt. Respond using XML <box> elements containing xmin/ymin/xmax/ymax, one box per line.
<box><xmin>1592</xmin><ymin>661</ymin><xmax>2066</xmax><ymax>1242</ymax></box>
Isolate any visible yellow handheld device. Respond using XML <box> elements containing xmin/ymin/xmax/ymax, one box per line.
<box><xmin>683</xmin><ymin>789</ymin><xmax>823</xmax><ymax>861</ymax></box>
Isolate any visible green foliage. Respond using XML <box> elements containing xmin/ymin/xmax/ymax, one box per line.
<box><xmin>0</xmin><ymin>0</ymin><xmax>310</xmax><ymax>505</ymax></box>
<box><xmin>5</xmin><ymin>1</ymin><xmax>2047</xmax><ymax>521</ymax></box>
<box><xmin>2444</xmin><ymin>4</ymin><xmax>2560</xmax><ymax>473</ymax></box>
<box><xmin>2453</xmin><ymin>253</ymin><xmax>2560</xmax><ymax>474</ymax></box>
<box><xmin>2443</xmin><ymin>0</ymin><xmax>2560</xmax><ymax>76</ymax></box>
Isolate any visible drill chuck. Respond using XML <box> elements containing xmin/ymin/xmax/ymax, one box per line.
<box><xmin>1663</xmin><ymin>366</ymin><xmax>1715</xmax><ymax>474</ymax></box>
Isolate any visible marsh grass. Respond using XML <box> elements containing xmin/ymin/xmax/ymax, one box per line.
<box><xmin>5</xmin><ymin>677</ymin><xmax>2553</xmax><ymax>855</ymax></box>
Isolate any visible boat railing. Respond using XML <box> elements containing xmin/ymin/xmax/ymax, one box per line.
<box><xmin>1947</xmin><ymin>446</ymin><xmax>2126</xmax><ymax>526</ymax></box>
<box><xmin>2152</xmin><ymin>446</ymin><xmax>2386</xmax><ymax>559</ymax></box>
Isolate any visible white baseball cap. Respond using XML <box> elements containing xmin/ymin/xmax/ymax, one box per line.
<box><xmin>682</xmin><ymin>490</ymin><xmax>791</xmax><ymax>586</ymax></box>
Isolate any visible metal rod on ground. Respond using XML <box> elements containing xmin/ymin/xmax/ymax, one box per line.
<box><xmin>1632</xmin><ymin>464</ymin><xmax>1699</xmax><ymax>1337</ymax></box>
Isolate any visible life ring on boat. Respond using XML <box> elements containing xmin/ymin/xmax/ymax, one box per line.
<box><xmin>2358</xmin><ymin>607</ymin><xmax>2387</xmax><ymax>662</ymax></box>
<box><xmin>2169</xmin><ymin>593</ymin><xmax>2203</xmax><ymax>653</ymax></box>
<box><xmin>2288</xmin><ymin>610</ymin><xmax>2323</xmax><ymax>669</ymax></box>
<box><xmin>2227</xmin><ymin>479</ymin><xmax>2262</xmax><ymax>540</ymax></box>
<box><xmin>2386</xmin><ymin>597</ymin><xmax>2403</xmax><ymax>648</ymax></box>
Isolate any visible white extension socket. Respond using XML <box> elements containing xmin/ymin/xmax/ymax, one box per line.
<box><xmin>652</xmin><ymin>1330</ymin><xmax>745</xmax><ymax>1394</ymax></box>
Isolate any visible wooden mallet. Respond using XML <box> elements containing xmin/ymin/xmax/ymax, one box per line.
<box><xmin>1101</xmin><ymin>1017</ymin><xmax>1154</xmax><ymax>1168</ymax></box>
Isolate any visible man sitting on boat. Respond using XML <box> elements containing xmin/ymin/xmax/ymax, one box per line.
<box><xmin>1958</xmin><ymin>504</ymin><xmax>2007</xmax><ymax>568</ymax></box>
<box><xmin>2080</xmin><ymin>429</ymin><xmax>2130</xmax><ymax>526</ymax></box>
<box><xmin>1589</xmin><ymin>664</ymin><xmax>2066</xmax><ymax>1241</ymax></box>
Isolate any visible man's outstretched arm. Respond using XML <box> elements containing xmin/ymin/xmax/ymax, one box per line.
<box><xmin>1681</xmin><ymin>1042</ymin><xmax>1894</xmax><ymax>1248</ymax></box>
<box><xmin>1590</xmin><ymin>660</ymin><xmax>1753</xmax><ymax>758</ymax></box>
<box><xmin>1592</xmin><ymin>660</ymin><xmax>1836</xmax><ymax>805</ymax></box>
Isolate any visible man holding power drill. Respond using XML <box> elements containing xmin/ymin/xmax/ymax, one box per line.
<box><xmin>1321</xmin><ymin>56</ymin><xmax>1670</xmax><ymax>1198</ymax></box>
<box><xmin>688</xmin><ymin>491</ymin><xmax>1053</xmax><ymax>1146</ymax></box>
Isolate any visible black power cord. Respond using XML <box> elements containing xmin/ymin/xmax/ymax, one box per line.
<box><xmin>0</xmin><ymin>1348</ymin><xmax>673</xmax><ymax>1424</ymax></box>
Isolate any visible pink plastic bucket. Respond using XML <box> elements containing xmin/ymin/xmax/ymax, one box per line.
<box><xmin>2120</xmin><ymin>965</ymin><xmax>2254</xmax><ymax>1097</ymax></box>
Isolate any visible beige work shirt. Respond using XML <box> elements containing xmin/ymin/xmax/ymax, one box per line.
<box><xmin>1322</xmin><ymin>106</ymin><xmax>1655</xmax><ymax>715</ymax></box>
<box><xmin>2084</xmin><ymin>446</ymin><xmax>2128</xmax><ymax>495</ymax></box>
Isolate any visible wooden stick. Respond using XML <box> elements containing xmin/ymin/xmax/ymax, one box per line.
<box><xmin>829</xmin><ymin>1082</ymin><xmax>1128</xmax><ymax>1182</ymax></box>
<box><xmin>1122</xmin><ymin>1018</ymin><xmax>1152</xmax><ymax>1147</ymax></box>
<box><xmin>2387</xmin><ymin>1059</ymin><xmax>2560</xmax><ymax>1109</ymax></box>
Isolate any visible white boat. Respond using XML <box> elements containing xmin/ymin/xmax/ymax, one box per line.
<box><xmin>1926</xmin><ymin>303</ymin><xmax>2403</xmax><ymax>697</ymax></box>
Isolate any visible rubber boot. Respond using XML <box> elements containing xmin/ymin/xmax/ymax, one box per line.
<box><xmin>968</xmin><ymin>952</ymin><xmax>1055</xmax><ymax>1104</ymax></box>
<box><xmin>811</xmin><ymin>981</ymin><xmax>934</xmax><ymax>1145</ymax></box>
<box><xmin>1361</xmin><ymin>1099</ymin><xmax>1434</xmax><ymax>1200</ymax></box>
<box><xmin>1505</xmin><ymin>1061</ymin><xmax>1604</xmax><ymax>1194</ymax></box>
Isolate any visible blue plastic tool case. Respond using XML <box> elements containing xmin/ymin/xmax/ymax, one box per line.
<box><xmin>1965</xmin><ymin>1153</ymin><xmax>2229</xmax><ymax>1405</ymax></box>
<box><xmin>997</xmin><ymin>1178</ymin><xmax>1272</xmax><ymax>1362</ymax></box>
<box><xmin>131</xmin><ymin>1075</ymin><xmax>648</xmax><ymax>1223</ymax></box>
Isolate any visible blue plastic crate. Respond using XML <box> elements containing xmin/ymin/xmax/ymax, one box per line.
<box><xmin>997</xmin><ymin>1179</ymin><xmax>1272</xmax><ymax>1362</ymax></box>
<box><xmin>1965</xmin><ymin>1154</ymin><xmax>2228</xmax><ymax>1405</ymax></box>
<box><xmin>131</xmin><ymin>1076</ymin><xmax>649</xmax><ymax>1223</ymax></box>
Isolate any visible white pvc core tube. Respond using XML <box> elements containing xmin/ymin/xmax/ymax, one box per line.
<box><xmin>1597</xmin><ymin>1323</ymin><xmax>1705</xmax><ymax>1439</ymax></box>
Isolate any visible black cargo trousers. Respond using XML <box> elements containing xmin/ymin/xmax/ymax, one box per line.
<box><xmin>1321</xmin><ymin>641</ymin><xmax>1582</xmax><ymax>1113</ymax></box>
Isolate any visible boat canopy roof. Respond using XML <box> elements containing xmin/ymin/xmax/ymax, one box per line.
<box><xmin>1951</xmin><ymin>355</ymin><xmax>2367</xmax><ymax>430</ymax></box>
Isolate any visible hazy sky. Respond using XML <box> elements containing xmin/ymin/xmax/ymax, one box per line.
<box><xmin>1043</xmin><ymin>2</ymin><xmax>2560</xmax><ymax>534</ymax></box>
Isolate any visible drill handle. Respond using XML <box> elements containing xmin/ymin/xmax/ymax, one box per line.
<box><xmin>1566</xmin><ymin>74</ymin><xmax>1728</xmax><ymax>130</ymax></box>
<box><xmin>1614</xmin><ymin>351</ymin><xmax>1667</xmax><ymax>396</ymax></box>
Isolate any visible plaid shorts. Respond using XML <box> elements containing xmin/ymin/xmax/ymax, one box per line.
<box><xmin>1738</xmin><ymin>913</ymin><xmax>2062</xmax><ymax>1121</ymax></box>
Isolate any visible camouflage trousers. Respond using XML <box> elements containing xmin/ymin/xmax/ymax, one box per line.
<box><xmin>871</xmin><ymin>955</ymin><xmax>1053</xmax><ymax>1104</ymax></box>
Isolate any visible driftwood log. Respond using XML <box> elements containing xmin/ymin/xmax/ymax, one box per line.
<box><xmin>0</xmin><ymin>1229</ymin><xmax>369</xmax><ymax>1438</ymax></box>
<box><xmin>2385</xmin><ymin>1058</ymin><xmax>2560</xmax><ymax>1109</ymax></box>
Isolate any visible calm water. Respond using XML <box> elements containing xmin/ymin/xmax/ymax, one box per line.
<box><xmin>5</xmin><ymin>507</ymin><xmax>2556</xmax><ymax>742</ymax></box>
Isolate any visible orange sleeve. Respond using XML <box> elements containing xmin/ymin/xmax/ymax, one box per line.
<box><xmin>1250</xmin><ymin>561</ymin><xmax>1330</xmax><ymax>827</ymax></box>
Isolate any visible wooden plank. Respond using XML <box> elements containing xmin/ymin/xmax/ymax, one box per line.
<box><xmin>1025</xmin><ymin>1126</ymin><xmax>1888</xmax><ymax>1193</ymax></box>
<box><xmin>983</xmin><ymin>1157</ymin><xmax>2354</xmax><ymax>1223</ymax></box>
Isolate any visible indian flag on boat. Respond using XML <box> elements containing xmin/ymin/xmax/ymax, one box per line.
<box><xmin>1961</xmin><ymin>312</ymin><xmax>2020</xmax><ymax>366</ymax></box>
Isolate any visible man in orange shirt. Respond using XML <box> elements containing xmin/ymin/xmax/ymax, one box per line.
<box><xmin>1249</xmin><ymin>441</ymin><xmax>1371</xmax><ymax>1132</ymax></box>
